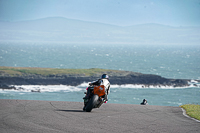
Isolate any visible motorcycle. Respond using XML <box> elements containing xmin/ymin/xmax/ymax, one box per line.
<box><xmin>83</xmin><ymin>85</ymin><xmax>107</xmax><ymax>112</ymax></box>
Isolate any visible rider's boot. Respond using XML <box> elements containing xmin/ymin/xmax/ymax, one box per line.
<box><xmin>83</xmin><ymin>87</ymin><xmax>91</xmax><ymax>99</ymax></box>
<box><xmin>104</xmin><ymin>94</ymin><xmax>108</xmax><ymax>101</ymax></box>
<box><xmin>83</xmin><ymin>94</ymin><xmax>90</xmax><ymax>99</ymax></box>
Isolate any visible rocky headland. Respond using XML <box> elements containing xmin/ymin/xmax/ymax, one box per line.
<box><xmin>0</xmin><ymin>66</ymin><xmax>190</xmax><ymax>89</ymax></box>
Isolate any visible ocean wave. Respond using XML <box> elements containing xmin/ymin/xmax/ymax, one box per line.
<box><xmin>188</xmin><ymin>80</ymin><xmax>200</xmax><ymax>87</ymax></box>
<box><xmin>111</xmin><ymin>80</ymin><xmax>200</xmax><ymax>89</ymax></box>
<box><xmin>1</xmin><ymin>80</ymin><xmax>198</xmax><ymax>93</ymax></box>
<box><xmin>79</xmin><ymin>82</ymin><xmax>195</xmax><ymax>89</ymax></box>
<box><xmin>167</xmin><ymin>101</ymin><xmax>182</xmax><ymax>106</ymax></box>
<box><xmin>111</xmin><ymin>84</ymin><xmax>191</xmax><ymax>89</ymax></box>
<box><xmin>4</xmin><ymin>85</ymin><xmax>85</xmax><ymax>93</ymax></box>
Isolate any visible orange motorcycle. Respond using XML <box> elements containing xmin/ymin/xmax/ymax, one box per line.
<box><xmin>83</xmin><ymin>85</ymin><xmax>107</xmax><ymax>112</ymax></box>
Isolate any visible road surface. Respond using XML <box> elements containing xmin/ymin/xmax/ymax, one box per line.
<box><xmin>0</xmin><ymin>99</ymin><xmax>199</xmax><ymax>133</ymax></box>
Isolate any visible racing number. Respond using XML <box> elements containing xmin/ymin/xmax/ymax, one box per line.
<box><xmin>99</xmin><ymin>87</ymin><xmax>103</xmax><ymax>90</ymax></box>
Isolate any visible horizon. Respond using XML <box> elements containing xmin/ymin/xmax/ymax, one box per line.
<box><xmin>1</xmin><ymin>16</ymin><xmax>199</xmax><ymax>28</ymax></box>
<box><xmin>0</xmin><ymin>16</ymin><xmax>200</xmax><ymax>45</ymax></box>
<box><xmin>0</xmin><ymin>0</ymin><xmax>200</xmax><ymax>27</ymax></box>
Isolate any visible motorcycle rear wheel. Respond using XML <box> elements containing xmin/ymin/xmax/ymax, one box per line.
<box><xmin>85</xmin><ymin>95</ymin><xmax>99</xmax><ymax>112</ymax></box>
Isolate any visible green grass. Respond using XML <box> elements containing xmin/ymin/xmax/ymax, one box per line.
<box><xmin>180</xmin><ymin>104</ymin><xmax>200</xmax><ymax>120</ymax></box>
<box><xmin>0</xmin><ymin>66</ymin><xmax>123</xmax><ymax>77</ymax></box>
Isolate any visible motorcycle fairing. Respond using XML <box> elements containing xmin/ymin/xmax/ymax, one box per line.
<box><xmin>93</xmin><ymin>85</ymin><xmax>106</xmax><ymax>97</ymax></box>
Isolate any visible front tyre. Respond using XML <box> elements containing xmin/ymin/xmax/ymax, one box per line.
<box><xmin>85</xmin><ymin>95</ymin><xmax>99</xmax><ymax>112</ymax></box>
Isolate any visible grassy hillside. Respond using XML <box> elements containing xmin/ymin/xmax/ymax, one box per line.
<box><xmin>0</xmin><ymin>66</ymin><xmax>132</xmax><ymax>77</ymax></box>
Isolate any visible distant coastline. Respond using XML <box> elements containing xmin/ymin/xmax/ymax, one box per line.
<box><xmin>0</xmin><ymin>66</ymin><xmax>191</xmax><ymax>89</ymax></box>
<box><xmin>0</xmin><ymin>17</ymin><xmax>199</xmax><ymax>45</ymax></box>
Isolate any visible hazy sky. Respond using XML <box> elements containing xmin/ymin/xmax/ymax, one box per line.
<box><xmin>0</xmin><ymin>0</ymin><xmax>200</xmax><ymax>26</ymax></box>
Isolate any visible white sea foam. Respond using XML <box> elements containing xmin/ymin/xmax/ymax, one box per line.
<box><xmin>76</xmin><ymin>82</ymin><xmax>193</xmax><ymax>89</ymax></box>
<box><xmin>111</xmin><ymin>84</ymin><xmax>189</xmax><ymax>89</ymax></box>
<box><xmin>189</xmin><ymin>80</ymin><xmax>198</xmax><ymax>84</ymax></box>
<box><xmin>167</xmin><ymin>101</ymin><xmax>182</xmax><ymax>106</ymax></box>
<box><xmin>7</xmin><ymin>85</ymin><xmax>85</xmax><ymax>93</ymax></box>
<box><xmin>1</xmin><ymin>81</ymin><xmax>197</xmax><ymax>93</ymax></box>
<box><xmin>188</xmin><ymin>80</ymin><xmax>200</xmax><ymax>87</ymax></box>
<box><xmin>76</xmin><ymin>82</ymin><xmax>89</xmax><ymax>88</ymax></box>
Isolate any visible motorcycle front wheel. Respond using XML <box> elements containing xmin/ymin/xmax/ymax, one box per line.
<box><xmin>85</xmin><ymin>95</ymin><xmax>99</xmax><ymax>112</ymax></box>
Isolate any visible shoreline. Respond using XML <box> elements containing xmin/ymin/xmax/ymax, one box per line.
<box><xmin>0</xmin><ymin>82</ymin><xmax>197</xmax><ymax>96</ymax></box>
<box><xmin>0</xmin><ymin>66</ymin><xmax>194</xmax><ymax>89</ymax></box>
<box><xmin>1</xmin><ymin>82</ymin><xmax>195</xmax><ymax>91</ymax></box>
<box><xmin>0</xmin><ymin>77</ymin><xmax>192</xmax><ymax>89</ymax></box>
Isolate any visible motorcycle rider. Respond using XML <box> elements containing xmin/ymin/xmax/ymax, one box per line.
<box><xmin>83</xmin><ymin>74</ymin><xmax>110</xmax><ymax>101</ymax></box>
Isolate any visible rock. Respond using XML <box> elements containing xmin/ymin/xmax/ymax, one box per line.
<box><xmin>0</xmin><ymin>84</ymin><xmax>16</xmax><ymax>89</ymax></box>
<box><xmin>0</xmin><ymin>73</ymin><xmax>189</xmax><ymax>87</ymax></box>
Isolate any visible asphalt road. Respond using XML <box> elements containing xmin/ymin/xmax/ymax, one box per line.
<box><xmin>0</xmin><ymin>99</ymin><xmax>199</xmax><ymax>133</ymax></box>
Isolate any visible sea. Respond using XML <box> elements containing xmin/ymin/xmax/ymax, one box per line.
<box><xmin>0</xmin><ymin>42</ymin><xmax>200</xmax><ymax>106</ymax></box>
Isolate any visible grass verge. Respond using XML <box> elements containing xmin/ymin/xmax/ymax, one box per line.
<box><xmin>180</xmin><ymin>104</ymin><xmax>200</xmax><ymax>120</ymax></box>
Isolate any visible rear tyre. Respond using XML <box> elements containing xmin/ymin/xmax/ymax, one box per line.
<box><xmin>85</xmin><ymin>95</ymin><xmax>99</xmax><ymax>112</ymax></box>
